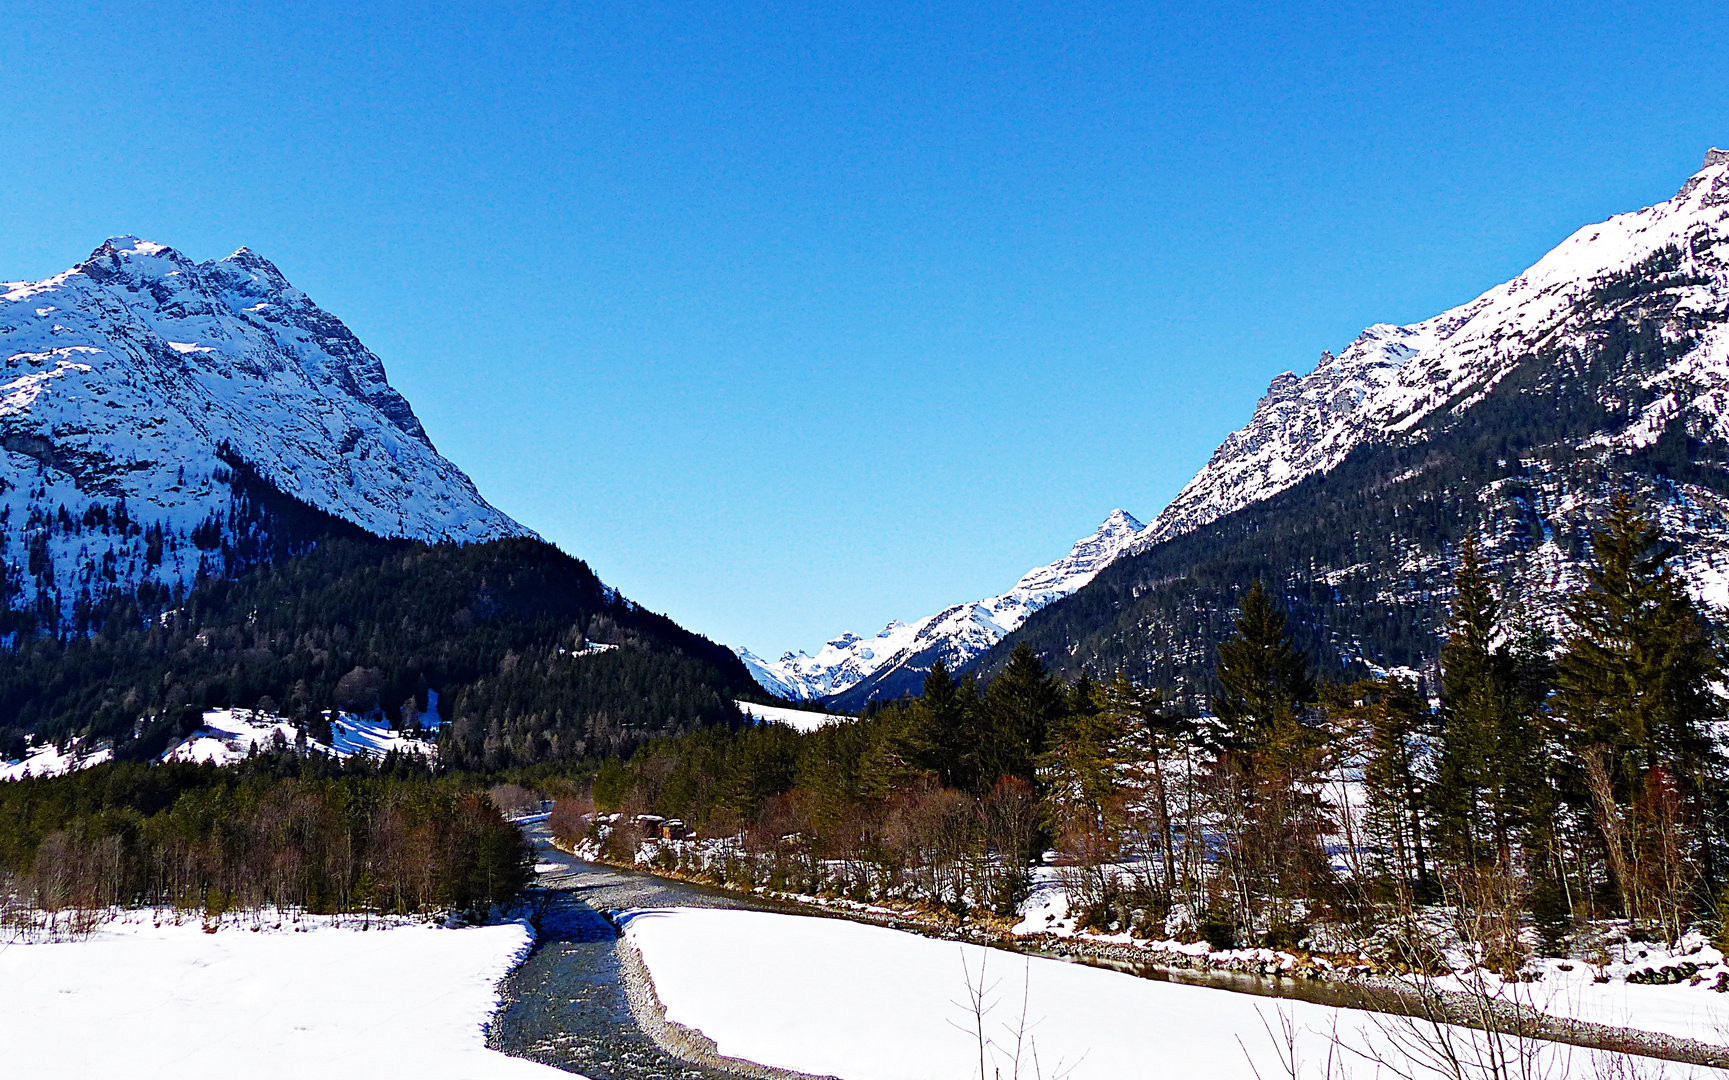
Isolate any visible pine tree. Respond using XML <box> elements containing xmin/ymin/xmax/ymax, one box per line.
<box><xmin>1554</xmin><ymin>496</ymin><xmax>1720</xmax><ymax>776</ymax></box>
<box><xmin>1435</xmin><ymin>537</ymin><xmax>1521</xmax><ymax>869</ymax></box>
<box><xmin>1326</xmin><ymin>677</ymin><xmax>1432</xmax><ymax>897</ymax></box>
<box><xmin>908</xmin><ymin>659</ymin><xmax>981</xmax><ymax>790</ymax></box>
<box><xmin>1103</xmin><ymin>673</ymin><xmax>1194</xmax><ymax>895</ymax></box>
<box><xmin>1040</xmin><ymin>673</ymin><xmax>1124</xmax><ymax>840</ymax></box>
<box><xmin>1208</xmin><ymin>580</ymin><xmax>1327</xmax><ymax>942</ymax></box>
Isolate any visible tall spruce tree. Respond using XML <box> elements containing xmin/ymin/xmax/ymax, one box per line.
<box><xmin>1208</xmin><ymin>580</ymin><xmax>1328</xmax><ymax>942</ymax></box>
<box><xmin>1103</xmin><ymin>673</ymin><xmax>1193</xmax><ymax>893</ymax></box>
<box><xmin>1212</xmin><ymin>580</ymin><xmax>1315</xmax><ymax>767</ymax></box>
<box><xmin>1433</xmin><ymin>537</ymin><xmax>1540</xmax><ymax>871</ymax></box>
<box><xmin>908</xmin><ymin>659</ymin><xmax>981</xmax><ymax>790</ymax></box>
<box><xmin>1553</xmin><ymin>496</ymin><xmax>1724</xmax><ymax>927</ymax></box>
<box><xmin>1554</xmin><ymin>497</ymin><xmax>1720</xmax><ymax>777</ymax></box>
<box><xmin>982</xmin><ymin>644</ymin><xmax>1061</xmax><ymax>788</ymax></box>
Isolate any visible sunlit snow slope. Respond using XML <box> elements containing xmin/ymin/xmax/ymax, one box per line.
<box><xmin>1137</xmin><ymin>148</ymin><xmax>1729</xmax><ymax>548</ymax></box>
<box><xmin>0</xmin><ymin>237</ymin><xmax>530</xmax><ymax>617</ymax></box>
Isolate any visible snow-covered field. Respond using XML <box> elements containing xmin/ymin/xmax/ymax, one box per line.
<box><xmin>0</xmin><ymin>913</ymin><xmax>570</xmax><ymax>1079</ymax></box>
<box><xmin>0</xmin><ymin>737</ymin><xmax>112</xmax><ymax>780</ymax></box>
<box><xmin>623</xmin><ymin>907</ymin><xmax>1716</xmax><ymax>1080</ymax></box>
<box><xmin>163</xmin><ymin>707</ymin><xmax>438</xmax><ymax>765</ymax></box>
<box><xmin>1</xmin><ymin>706</ymin><xmax>437</xmax><ymax>779</ymax></box>
<box><xmin>734</xmin><ymin>699</ymin><xmax>852</xmax><ymax>732</ymax></box>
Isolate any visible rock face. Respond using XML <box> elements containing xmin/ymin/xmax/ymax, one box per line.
<box><xmin>985</xmin><ymin>150</ymin><xmax>1729</xmax><ymax>694</ymax></box>
<box><xmin>738</xmin><ymin>509</ymin><xmax>1145</xmax><ymax>707</ymax></box>
<box><xmin>1137</xmin><ymin>149</ymin><xmax>1729</xmax><ymax>549</ymax></box>
<box><xmin>0</xmin><ymin>237</ymin><xmax>529</xmax><ymax>623</ymax></box>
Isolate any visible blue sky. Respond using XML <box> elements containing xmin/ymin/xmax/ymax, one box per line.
<box><xmin>3</xmin><ymin>1</ymin><xmax>1727</xmax><ymax>656</ymax></box>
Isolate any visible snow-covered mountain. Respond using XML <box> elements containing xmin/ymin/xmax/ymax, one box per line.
<box><xmin>983</xmin><ymin>148</ymin><xmax>1729</xmax><ymax>696</ymax></box>
<box><xmin>738</xmin><ymin>509</ymin><xmax>1144</xmax><ymax>706</ymax></box>
<box><xmin>0</xmin><ymin>236</ymin><xmax>529</xmax><ymax>620</ymax></box>
<box><xmin>1136</xmin><ymin>149</ymin><xmax>1729</xmax><ymax>549</ymax></box>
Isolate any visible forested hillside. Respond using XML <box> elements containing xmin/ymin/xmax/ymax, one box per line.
<box><xmin>0</xmin><ymin>756</ymin><xmax>534</xmax><ymax>920</ymax></box>
<box><xmin>0</xmin><ymin>527</ymin><xmax>760</xmax><ymax>770</ymax></box>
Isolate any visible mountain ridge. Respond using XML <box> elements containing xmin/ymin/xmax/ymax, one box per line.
<box><xmin>1133</xmin><ymin>148</ymin><xmax>1729</xmax><ymax>550</ymax></box>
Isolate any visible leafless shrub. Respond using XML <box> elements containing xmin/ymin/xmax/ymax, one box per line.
<box><xmin>488</xmin><ymin>783</ymin><xmax>541</xmax><ymax>818</ymax></box>
<box><xmin>951</xmin><ymin>949</ymin><xmax>1083</xmax><ymax>1080</ymax></box>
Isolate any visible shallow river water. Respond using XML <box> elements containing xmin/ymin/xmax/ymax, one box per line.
<box><xmin>487</xmin><ymin>821</ymin><xmax>783</xmax><ymax>1079</ymax></box>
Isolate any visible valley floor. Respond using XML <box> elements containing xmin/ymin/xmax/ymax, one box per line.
<box><xmin>621</xmin><ymin>905</ymin><xmax>1729</xmax><ymax>1080</ymax></box>
<box><xmin>0</xmin><ymin>911</ymin><xmax>575</xmax><ymax>1080</ymax></box>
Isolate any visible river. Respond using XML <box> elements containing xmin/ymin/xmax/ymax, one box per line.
<box><xmin>487</xmin><ymin>820</ymin><xmax>791</xmax><ymax>1079</ymax></box>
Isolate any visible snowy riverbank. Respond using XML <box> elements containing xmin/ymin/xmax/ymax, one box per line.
<box><xmin>0</xmin><ymin>912</ymin><xmax>574</xmax><ymax>1079</ymax></box>
<box><xmin>619</xmin><ymin>906</ymin><xmax>1727</xmax><ymax>1080</ymax></box>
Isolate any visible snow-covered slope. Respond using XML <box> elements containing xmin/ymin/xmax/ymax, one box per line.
<box><xmin>1</xmin><ymin>706</ymin><xmax>439</xmax><ymax>779</ymax></box>
<box><xmin>738</xmin><ymin>509</ymin><xmax>1144</xmax><ymax>704</ymax></box>
<box><xmin>1138</xmin><ymin>148</ymin><xmax>1729</xmax><ymax>547</ymax></box>
<box><xmin>734</xmin><ymin>700</ymin><xmax>853</xmax><ymax>732</ymax></box>
<box><xmin>161</xmin><ymin>707</ymin><xmax>439</xmax><ymax>766</ymax></box>
<box><xmin>0</xmin><ymin>237</ymin><xmax>529</xmax><ymax>618</ymax></box>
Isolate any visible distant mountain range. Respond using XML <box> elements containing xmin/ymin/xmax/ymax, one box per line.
<box><xmin>737</xmin><ymin>509</ymin><xmax>1144</xmax><ymax>709</ymax></box>
<box><xmin>741</xmin><ymin>148</ymin><xmax>1729</xmax><ymax>708</ymax></box>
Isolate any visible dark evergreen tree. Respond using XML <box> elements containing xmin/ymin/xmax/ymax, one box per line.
<box><xmin>908</xmin><ymin>659</ymin><xmax>981</xmax><ymax>791</ymax></box>
<box><xmin>1211</xmin><ymin>579</ymin><xmax>1316</xmax><ymax>767</ymax></box>
<box><xmin>981</xmin><ymin>644</ymin><xmax>1060</xmax><ymax>788</ymax></box>
<box><xmin>1433</xmin><ymin>537</ymin><xmax>1543</xmax><ymax>871</ymax></box>
<box><xmin>1552</xmin><ymin>495</ymin><xmax>1725</xmax><ymax>932</ymax></box>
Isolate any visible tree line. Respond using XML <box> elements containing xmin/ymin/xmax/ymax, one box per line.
<box><xmin>571</xmin><ymin>495</ymin><xmax>1728</xmax><ymax>963</ymax></box>
<box><xmin>0</xmin><ymin>753</ymin><xmax>534</xmax><ymax>930</ymax></box>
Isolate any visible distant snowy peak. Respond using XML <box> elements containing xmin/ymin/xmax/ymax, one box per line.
<box><xmin>1137</xmin><ymin>149</ymin><xmax>1729</xmax><ymax>548</ymax></box>
<box><xmin>738</xmin><ymin>509</ymin><xmax>1145</xmax><ymax>703</ymax></box>
<box><xmin>0</xmin><ymin>236</ymin><xmax>532</xmax><ymax>617</ymax></box>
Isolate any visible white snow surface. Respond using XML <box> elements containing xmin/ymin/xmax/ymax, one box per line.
<box><xmin>737</xmin><ymin>509</ymin><xmax>1144</xmax><ymax>701</ymax></box>
<box><xmin>1138</xmin><ymin>149</ymin><xmax>1729</xmax><ymax>548</ymax></box>
<box><xmin>0</xmin><ymin>913</ymin><xmax>570</xmax><ymax>1080</ymax></box>
<box><xmin>0</xmin><ymin>236</ymin><xmax>531</xmax><ymax>614</ymax></box>
<box><xmin>161</xmin><ymin>707</ymin><xmax>437</xmax><ymax>766</ymax></box>
<box><xmin>3</xmin><ymin>706</ymin><xmax>436</xmax><ymax>779</ymax></box>
<box><xmin>622</xmin><ymin>906</ymin><xmax>1702</xmax><ymax>1080</ymax></box>
<box><xmin>733</xmin><ymin>699</ymin><xmax>852</xmax><ymax>733</ymax></box>
<box><xmin>0</xmin><ymin>736</ymin><xmax>112</xmax><ymax>780</ymax></box>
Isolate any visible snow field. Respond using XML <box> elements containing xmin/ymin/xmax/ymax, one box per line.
<box><xmin>0</xmin><ymin>913</ymin><xmax>573</xmax><ymax>1080</ymax></box>
<box><xmin>1</xmin><ymin>706</ymin><xmax>438</xmax><ymax>780</ymax></box>
<box><xmin>734</xmin><ymin>700</ymin><xmax>853</xmax><ymax>733</ymax></box>
<box><xmin>622</xmin><ymin>906</ymin><xmax>1720</xmax><ymax>1080</ymax></box>
<box><xmin>0</xmin><ymin>737</ymin><xmax>112</xmax><ymax>780</ymax></box>
<box><xmin>163</xmin><ymin>707</ymin><xmax>438</xmax><ymax>765</ymax></box>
